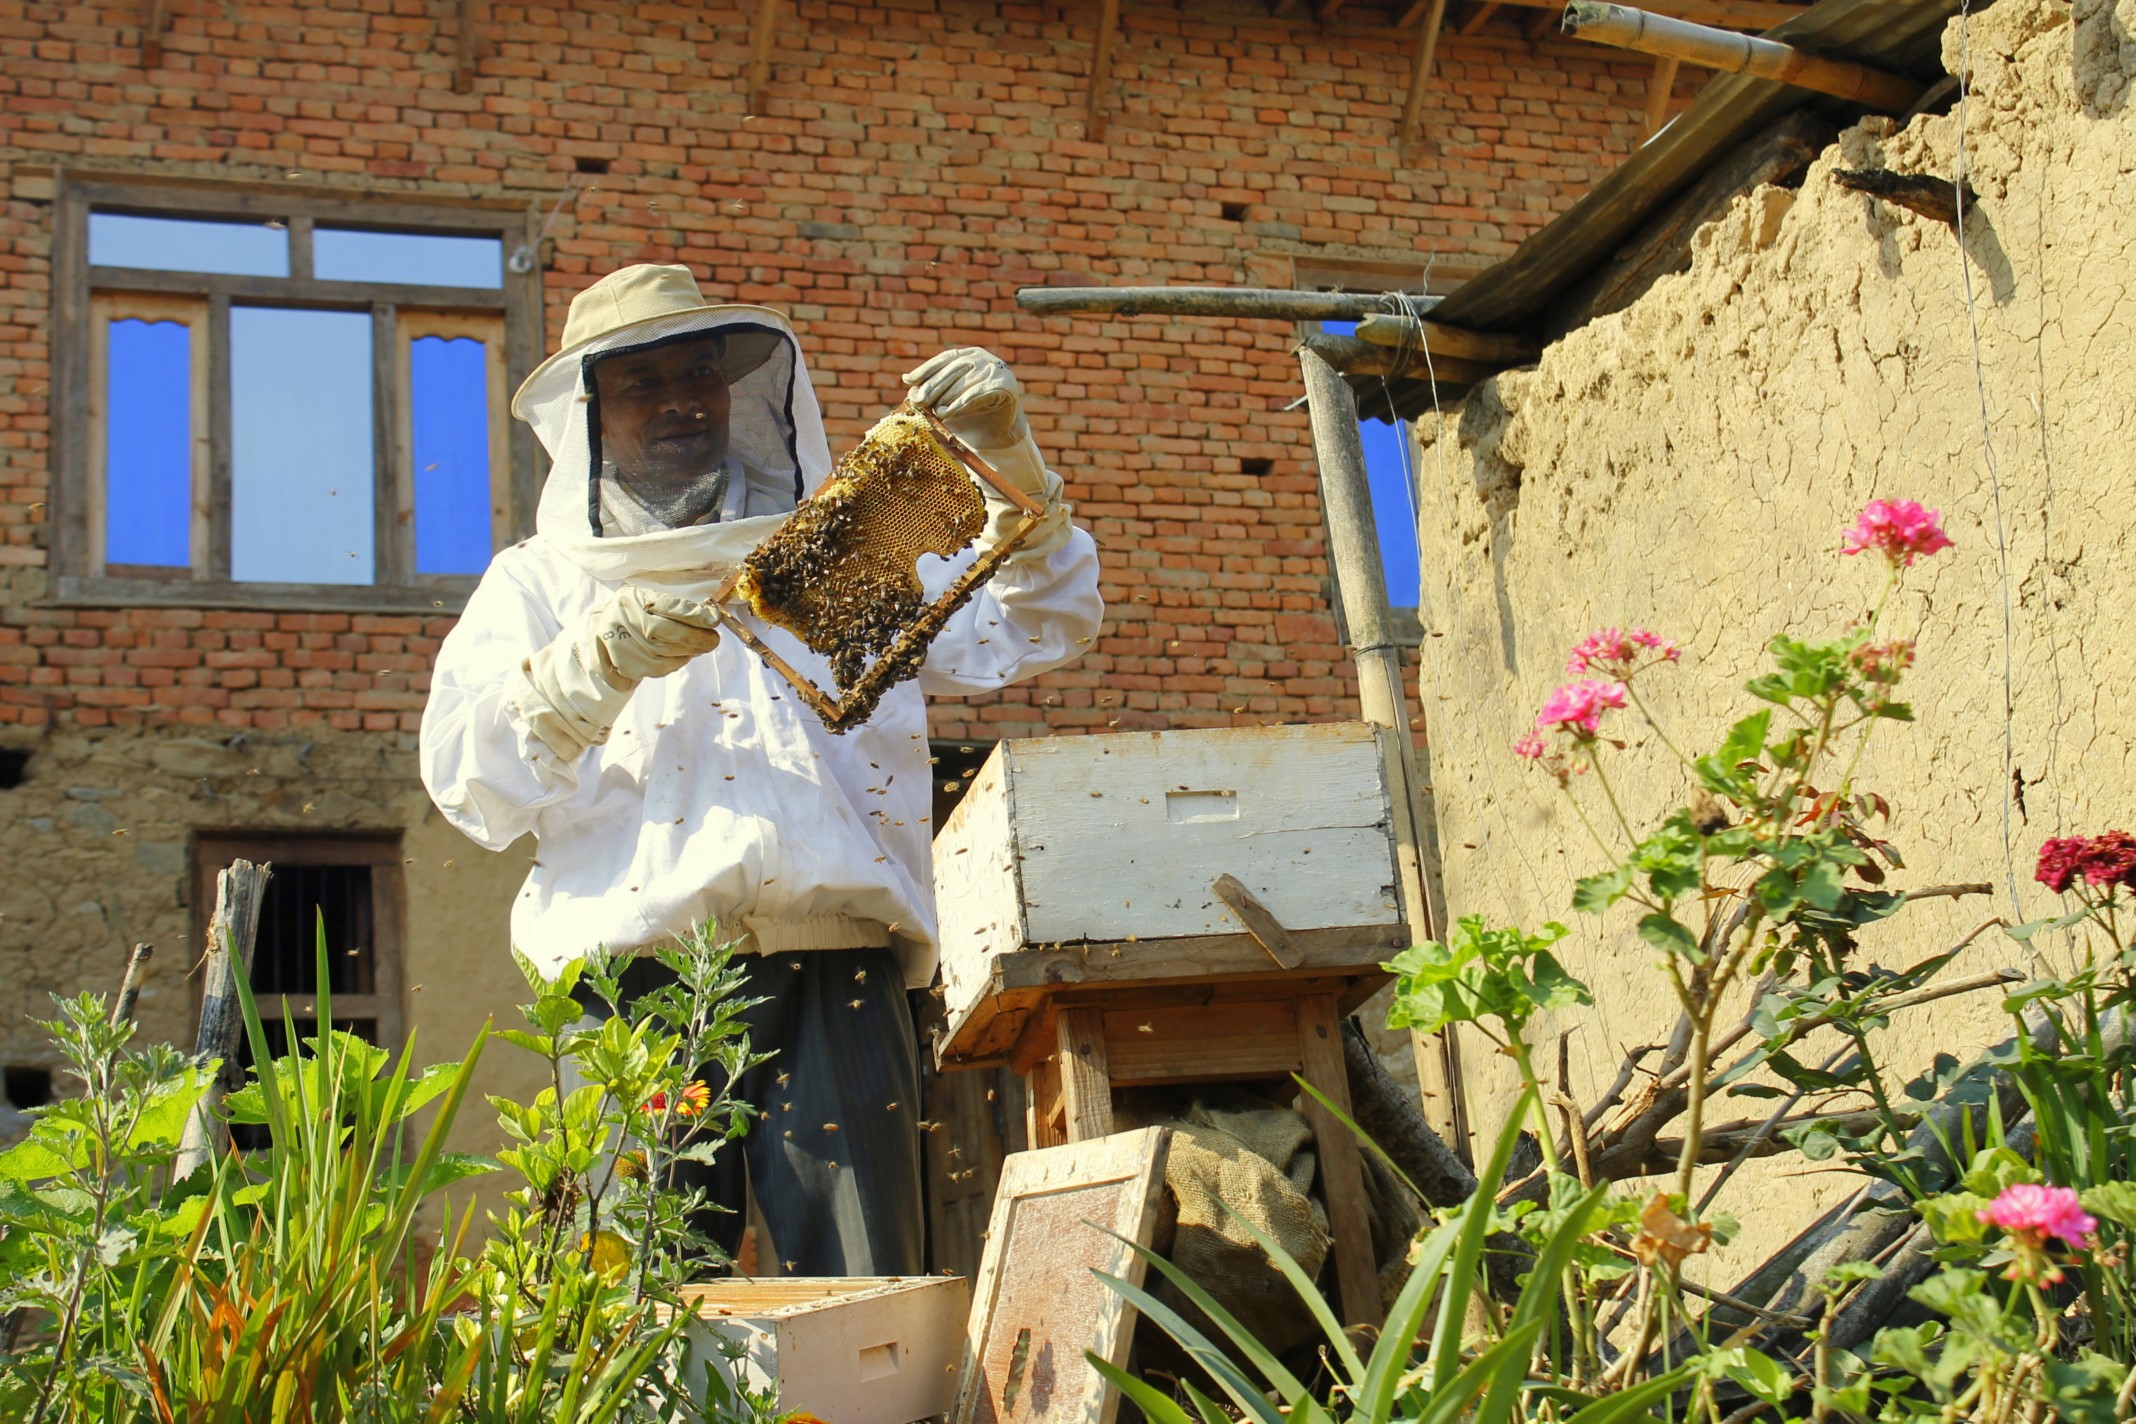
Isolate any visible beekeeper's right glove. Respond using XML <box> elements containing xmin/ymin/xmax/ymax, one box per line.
<box><xmin>510</xmin><ymin>587</ymin><xmax>724</xmax><ymax>762</ymax></box>
<box><xmin>903</xmin><ymin>347</ymin><xmax>1072</xmax><ymax>562</ymax></box>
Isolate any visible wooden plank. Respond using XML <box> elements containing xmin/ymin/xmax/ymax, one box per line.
<box><xmin>1317</xmin><ymin>0</ymin><xmax>1349</xmax><ymax>20</ymax></box>
<box><xmin>747</xmin><ymin>0</ymin><xmax>780</xmax><ymax>113</ymax></box>
<box><xmin>372</xmin><ymin>303</ymin><xmax>405</xmax><ymax>588</ymax></box>
<box><xmin>1550</xmin><ymin>105</ymin><xmax>1835</xmax><ymax>332</ymax></box>
<box><xmin>174</xmin><ymin>860</ymin><xmax>271</xmax><ymax>1179</ymax></box>
<box><xmin>1644</xmin><ymin>55</ymin><xmax>1683</xmax><ymax>136</ymax></box>
<box><xmin>1523</xmin><ymin>5</ymin><xmax>1557</xmax><ymax>37</ymax></box>
<box><xmin>48</xmin><ymin>573</ymin><xmax>475</xmax><ymax>615</ymax></box>
<box><xmin>1003</xmin><ymin>973</ymin><xmax>1387</xmax><ymax>1076</ymax></box>
<box><xmin>1297</xmin><ymin>994</ymin><xmax>1380</xmax><ymax>1325</ymax></box>
<box><xmin>87</xmin><ymin>266</ymin><xmax>509</xmax><ymax>311</ymax></box>
<box><xmin>1028</xmin><ymin>1058</ymin><xmax>1066</xmax><ymax>1149</ymax></box>
<box><xmin>71</xmin><ymin>175</ymin><xmax>526</xmax><ymax>229</ymax></box>
<box><xmin>287</xmin><ymin>214</ymin><xmax>314</xmax><ymax>281</ymax></box>
<box><xmin>1351</xmin><ymin>310</ymin><xmax>1543</xmax><ymax>364</ymax></box>
<box><xmin>453</xmin><ymin>0</ymin><xmax>484</xmax><ymax>93</ymax></box>
<box><xmin>1398</xmin><ymin>0</ymin><xmax>1451</xmax><ymax>166</ymax></box>
<box><xmin>1086</xmin><ymin>0</ymin><xmax>1122</xmax><ymax>140</ymax></box>
<box><xmin>1100</xmin><ymin>1000</ymin><xmax>1303</xmax><ymax>1084</ymax></box>
<box><xmin>1055</xmin><ymin>1007</ymin><xmax>1115</xmax><ymax>1141</ymax></box>
<box><xmin>1016</xmin><ymin>286</ymin><xmax>1443</xmax><ymax>321</ymax></box>
<box><xmin>204</xmin><ymin>293</ymin><xmax>233</xmax><ymax>581</ymax></box>
<box><xmin>50</xmin><ymin>182</ymin><xmax>89</xmax><ymax>584</ymax></box>
<box><xmin>1210</xmin><ymin>874</ymin><xmax>1306</xmax><ymax>969</ymax></box>
<box><xmin>1459</xmin><ymin>2</ymin><xmax>1502</xmax><ymax>33</ymax></box>
<box><xmin>1395</xmin><ymin>0</ymin><xmax>1435</xmax><ymax>26</ymax></box>
<box><xmin>142</xmin><ymin>0</ymin><xmax>167</xmax><ymax>66</ymax></box>
<box><xmin>951</xmin><ymin>1129</ymin><xmax>1172</xmax><ymax>1424</ymax></box>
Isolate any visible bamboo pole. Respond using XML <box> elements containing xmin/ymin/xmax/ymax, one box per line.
<box><xmin>1297</xmin><ymin>346</ymin><xmax>1467</xmax><ymax>1153</ymax></box>
<box><xmin>174</xmin><ymin>861</ymin><xmax>270</xmax><ymax>1179</ymax></box>
<box><xmin>1560</xmin><ymin>2</ymin><xmax>1924</xmax><ymax>111</ymax></box>
<box><xmin>1016</xmin><ymin>285</ymin><xmax>1442</xmax><ymax>321</ymax></box>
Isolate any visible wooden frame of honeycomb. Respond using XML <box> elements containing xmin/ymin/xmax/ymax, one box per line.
<box><xmin>711</xmin><ymin>404</ymin><xmax>1049</xmax><ymax>733</ymax></box>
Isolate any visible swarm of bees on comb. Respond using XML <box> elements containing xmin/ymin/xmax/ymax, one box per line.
<box><xmin>723</xmin><ymin>405</ymin><xmax>1041</xmax><ymax>733</ymax></box>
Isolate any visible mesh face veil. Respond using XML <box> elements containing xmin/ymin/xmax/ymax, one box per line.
<box><xmin>515</xmin><ymin>304</ymin><xmax>835</xmax><ymax>587</ymax></box>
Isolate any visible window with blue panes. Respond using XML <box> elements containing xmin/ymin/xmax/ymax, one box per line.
<box><xmin>61</xmin><ymin>186</ymin><xmax>532</xmax><ymax>607</ymax></box>
<box><xmin>1321</xmin><ymin>320</ymin><xmax>1421</xmax><ymax>610</ymax></box>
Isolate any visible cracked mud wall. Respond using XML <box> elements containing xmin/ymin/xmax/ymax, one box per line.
<box><xmin>1413</xmin><ymin>0</ymin><xmax>2136</xmax><ymax>1267</ymax></box>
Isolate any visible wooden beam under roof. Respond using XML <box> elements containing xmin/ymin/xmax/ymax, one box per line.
<box><xmin>1458</xmin><ymin>3</ymin><xmax>1502</xmax><ymax>34</ymax></box>
<box><xmin>1395</xmin><ymin>0</ymin><xmax>1434</xmax><ymax>27</ymax></box>
<box><xmin>453</xmin><ymin>0</ymin><xmax>484</xmax><ymax>93</ymax></box>
<box><xmin>1317</xmin><ymin>0</ymin><xmax>1350</xmax><ymax>21</ymax></box>
<box><xmin>1087</xmin><ymin>0</ymin><xmax>1123</xmax><ymax>139</ymax></box>
<box><xmin>746</xmin><ymin>0</ymin><xmax>779</xmax><ymax>113</ymax></box>
<box><xmin>1643</xmin><ymin>55</ymin><xmax>1682</xmax><ymax>134</ymax></box>
<box><xmin>1523</xmin><ymin>5</ymin><xmax>1558</xmax><ymax>36</ymax></box>
<box><xmin>1398</xmin><ymin>0</ymin><xmax>1451</xmax><ymax>164</ymax></box>
<box><xmin>142</xmin><ymin>0</ymin><xmax>168</xmax><ymax>66</ymax></box>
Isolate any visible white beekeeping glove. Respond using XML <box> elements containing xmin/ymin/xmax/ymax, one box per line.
<box><xmin>511</xmin><ymin>587</ymin><xmax>724</xmax><ymax>762</ymax></box>
<box><xmin>903</xmin><ymin>347</ymin><xmax>1071</xmax><ymax>560</ymax></box>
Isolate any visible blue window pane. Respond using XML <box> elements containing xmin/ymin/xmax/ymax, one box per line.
<box><xmin>315</xmin><ymin>229</ymin><xmax>502</xmax><ymax>288</ymax></box>
<box><xmin>410</xmin><ymin>336</ymin><xmax>495</xmax><ymax>575</ymax></box>
<box><xmin>104</xmin><ymin>319</ymin><xmax>193</xmax><ymax>568</ymax></box>
<box><xmin>1322</xmin><ymin>320</ymin><xmax>1421</xmax><ymax>608</ymax></box>
<box><xmin>89</xmin><ymin>213</ymin><xmax>289</xmax><ymax>277</ymax></box>
<box><xmin>230</xmin><ymin>308</ymin><xmax>374</xmax><ymax>585</ymax></box>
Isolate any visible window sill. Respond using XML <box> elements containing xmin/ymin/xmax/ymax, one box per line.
<box><xmin>49</xmin><ymin>573</ymin><xmax>474</xmax><ymax>616</ymax></box>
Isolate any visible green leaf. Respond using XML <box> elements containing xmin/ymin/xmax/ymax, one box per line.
<box><xmin>2001</xmin><ymin>909</ymin><xmax>2092</xmax><ymax>943</ymax></box>
<box><xmin>2080</xmin><ymin>1181</ymin><xmax>2136</xmax><ymax>1230</ymax></box>
<box><xmin>1572</xmin><ymin>864</ymin><xmax>1634</xmax><ymax>915</ymax></box>
<box><xmin>1636</xmin><ymin>912</ymin><xmax>1699</xmax><ymax>958</ymax></box>
<box><xmin>1695</xmin><ymin>710</ymin><xmax>1771</xmax><ymax>798</ymax></box>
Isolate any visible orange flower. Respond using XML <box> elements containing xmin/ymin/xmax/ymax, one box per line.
<box><xmin>647</xmin><ymin>1080</ymin><xmax>712</xmax><ymax>1119</ymax></box>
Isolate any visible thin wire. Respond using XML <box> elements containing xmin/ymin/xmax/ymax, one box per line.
<box><xmin>1950</xmin><ymin>0</ymin><xmax>2023</xmax><ymax>917</ymax></box>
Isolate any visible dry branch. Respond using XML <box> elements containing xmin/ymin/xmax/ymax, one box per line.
<box><xmin>1832</xmin><ymin>166</ymin><xmax>1978</xmax><ymax>225</ymax></box>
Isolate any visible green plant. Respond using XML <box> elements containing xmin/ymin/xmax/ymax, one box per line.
<box><xmin>1090</xmin><ymin>1094</ymin><xmax>1688</xmax><ymax>1424</ymax></box>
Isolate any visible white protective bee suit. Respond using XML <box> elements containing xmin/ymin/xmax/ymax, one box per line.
<box><xmin>418</xmin><ymin>264</ymin><xmax>1101</xmax><ymax>1274</ymax></box>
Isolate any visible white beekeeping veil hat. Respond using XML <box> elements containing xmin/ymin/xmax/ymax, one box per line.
<box><xmin>511</xmin><ymin>264</ymin><xmax>835</xmax><ymax>586</ymax></box>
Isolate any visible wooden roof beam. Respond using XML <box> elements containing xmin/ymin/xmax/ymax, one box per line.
<box><xmin>1317</xmin><ymin>0</ymin><xmax>1350</xmax><ymax>21</ymax></box>
<box><xmin>1643</xmin><ymin>55</ymin><xmax>1681</xmax><ymax>135</ymax></box>
<box><xmin>1562</xmin><ymin>1</ymin><xmax>1923</xmax><ymax>108</ymax></box>
<box><xmin>1458</xmin><ymin>3</ymin><xmax>1502</xmax><ymax>34</ymax></box>
<box><xmin>1398</xmin><ymin>0</ymin><xmax>1451</xmax><ymax>165</ymax></box>
<box><xmin>453</xmin><ymin>0</ymin><xmax>484</xmax><ymax>93</ymax></box>
<box><xmin>142</xmin><ymin>0</ymin><xmax>168</xmax><ymax>67</ymax></box>
<box><xmin>746</xmin><ymin>0</ymin><xmax>779</xmax><ymax>114</ymax></box>
<box><xmin>1087</xmin><ymin>0</ymin><xmax>1122</xmax><ymax>140</ymax></box>
<box><xmin>1015</xmin><ymin>285</ymin><xmax>1444</xmax><ymax>320</ymax></box>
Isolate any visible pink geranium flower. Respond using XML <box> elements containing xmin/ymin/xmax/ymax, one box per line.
<box><xmin>1978</xmin><ymin>1183</ymin><xmax>2097</xmax><ymax>1249</ymax></box>
<box><xmin>1536</xmin><ymin>679</ymin><xmax>1627</xmax><ymax>738</ymax></box>
<box><xmin>1567</xmin><ymin>627</ymin><xmax>1680</xmax><ymax>676</ymax></box>
<box><xmin>1841</xmin><ymin>500</ymin><xmax>1954</xmax><ymax>567</ymax></box>
<box><xmin>1512</xmin><ymin>732</ymin><xmax>1546</xmax><ymax>760</ymax></box>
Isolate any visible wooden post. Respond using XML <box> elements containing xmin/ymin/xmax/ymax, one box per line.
<box><xmin>1398</xmin><ymin>0</ymin><xmax>1451</xmax><ymax>165</ymax></box>
<box><xmin>452</xmin><ymin>0</ymin><xmax>483</xmax><ymax>93</ymax></box>
<box><xmin>1459</xmin><ymin>2</ymin><xmax>1502</xmax><ymax>35</ymax></box>
<box><xmin>1297</xmin><ymin>995</ymin><xmax>1381</xmax><ymax>1325</ymax></box>
<box><xmin>1643</xmin><ymin>56</ymin><xmax>1681</xmax><ymax>137</ymax></box>
<box><xmin>142</xmin><ymin>0</ymin><xmax>167</xmax><ymax>67</ymax></box>
<box><xmin>1017</xmin><ymin>286</ymin><xmax>1442</xmax><ymax>322</ymax></box>
<box><xmin>747</xmin><ymin>0</ymin><xmax>780</xmax><ymax>114</ymax></box>
<box><xmin>1086</xmin><ymin>0</ymin><xmax>1122</xmax><ymax>141</ymax></box>
<box><xmin>174</xmin><ymin>860</ymin><xmax>270</xmax><ymax>1179</ymax></box>
<box><xmin>110</xmin><ymin>944</ymin><xmax>154</xmax><ymax>1029</ymax></box>
<box><xmin>1560</xmin><ymin>2</ymin><xmax>1923</xmax><ymax>111</ymax></box>
<box><xmin>1054</xmin><ymin>1008</ymin><xmax>1116</xmax><ymax>1141</ymax></box>
<box><xmin>1297</xmin><ymin>346</ymin><xmax>1467</xmax><ymax>1155</ymax></box>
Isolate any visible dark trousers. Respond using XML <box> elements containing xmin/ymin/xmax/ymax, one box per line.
<box><xmin>590</xmin><ymin>948</ymin><xmax>926</xmax><ymax>1277</ymax></box>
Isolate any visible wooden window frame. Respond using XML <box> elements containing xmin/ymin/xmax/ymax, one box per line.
<box><xmin>51</xmin><ymin>173</ymin><xmax>543</xmax><ymax>614</ymax></box>
<box><xmin>189</xmin><ymin>832</ymin><xmax>406</xmax><ymax>1054</ymax></box>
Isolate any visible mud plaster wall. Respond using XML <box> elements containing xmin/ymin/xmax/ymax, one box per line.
<box><xmin>0</xmin><ymin>725</ymin><xmax>544</xmax><ymax>1214</ymax></box>
<box><xmin>1411</xmin><ymin>0</ymin><xmax>2136</xmax><ymax>1274</ymax></box>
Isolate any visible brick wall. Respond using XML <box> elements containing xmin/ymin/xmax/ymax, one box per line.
<box><xmin>0</xmin><ymin>0</ymin><xmax>1675</xmax><ymax>1066</ymax></box>
<box><xmin>1</xmin><ymin>0</ymin><xmax>1673</xmax><ymax>742</ymax></box>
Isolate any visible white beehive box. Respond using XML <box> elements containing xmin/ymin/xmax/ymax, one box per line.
<box><xmin>674</xmin><ymin>1276</ymin><xmax>970</xmax><ymax>1424</ymax></box>
<box><xmin>934</xmin><ymin>723</ymin><xmax>1407</xmax><ymax>1062</ymax></box>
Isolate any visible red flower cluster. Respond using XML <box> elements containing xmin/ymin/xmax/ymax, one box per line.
<box><xmin>2035</xmin><ymin>832</ymin><xmax>2136</xmax><ymax>894</ymax></box>
<box><xmin>1841</xmin><ymin>499</ymin><xmax>1954</xmax><ymax>568</ymax></box>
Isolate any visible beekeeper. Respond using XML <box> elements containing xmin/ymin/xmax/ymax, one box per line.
<box><xmin>419</xmin><ymin>263</ymin><xmax>1101</xmax><ymax>1276</ymax></box>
